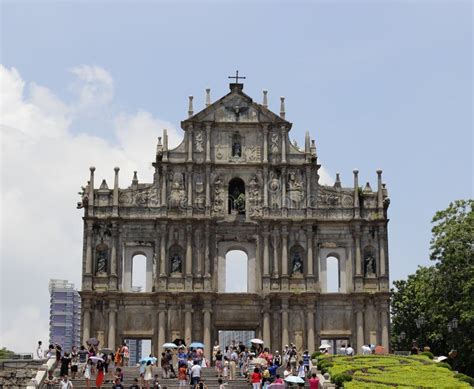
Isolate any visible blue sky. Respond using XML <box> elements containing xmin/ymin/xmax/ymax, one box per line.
<box><xmin>1</xmin><ymin>1</ymin><xmax>472</xmax><ymax>351</ymax></box>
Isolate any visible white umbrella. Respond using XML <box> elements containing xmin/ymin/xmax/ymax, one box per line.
<box><xmin>250</xmin><ymin>338</ymin><xmax>264</xmax><ymax>345</ymax></box>
<box><xmin>285</xmin><ymin>375</ymin><xmax>305</xmax><ymax>384</ymax></box>
<box><xmin>319</xmin><ymin>344</ymin><xmax>331</xmax><ymax>349</ymax></box>
<box><xmin>435</xmin><ymin>356</ymin><xmax>448</xmax><ymax>362</ymax></box>
<box><xmin>89</xmin><ymin>356</ymin><xmax>104</xmax><ymax>362</ymax></box>
<box><xmin>162</xmin><ymin>342</ymin><xmax>178</xmax><ymax>349</ymax></box>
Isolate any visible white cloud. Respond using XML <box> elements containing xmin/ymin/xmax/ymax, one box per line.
<box><xmin>0</xmin><ymin>64</ymin><xmax>181</xmax><ymax>352</ymax></box>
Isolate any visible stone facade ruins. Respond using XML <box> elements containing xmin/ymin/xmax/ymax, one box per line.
<box><xmin>78</xmin><ymin>81</ymin><xmax>391</xmax><ymax>358</ymax></box>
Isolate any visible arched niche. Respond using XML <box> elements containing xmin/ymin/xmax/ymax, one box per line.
<box><xmin>168</xmin><ymin>244</ymin><xmax>184</xmax><ymax>275</ymax></box>
<box><xmin>289</xmin><ymin>245</ymin><xmax>305</xmax><ymax>276</ymax></box>
<box><xmin>228</xmin><ymin>177</ymin><xmax>246</xmax><ymax>215</ymax></box>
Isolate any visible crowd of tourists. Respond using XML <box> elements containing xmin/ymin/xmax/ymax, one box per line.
<box><xmin>37</xmin><ymin>339</ymin><xmax>321</xmax><ymax>388</ymax></box>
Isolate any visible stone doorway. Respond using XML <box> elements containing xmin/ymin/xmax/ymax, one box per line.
<box><xmin>218</xmin><ymin>330</ymin><xmax>256</xmax><ymax>349</ymax></box>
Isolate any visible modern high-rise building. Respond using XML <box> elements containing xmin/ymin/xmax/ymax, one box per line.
<box><xmin>126</xmin><ymin>339</ymin><xmax>142</xmax><ymax>366</ymax></box>
<box><xmin>49</xmin><ymin>279</ymin><xmax>81</xmax><ymax>351</ymax></box>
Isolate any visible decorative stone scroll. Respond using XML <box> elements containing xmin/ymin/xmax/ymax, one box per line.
<box><xmin>248</xmin><ymin>175</ymin><xmax>262</xmax><ymax>217</ymax></box>
<box><xmin>212</xmin><ymin>175</ymin><xmax>225</xmax><ymax>213</ymax></box>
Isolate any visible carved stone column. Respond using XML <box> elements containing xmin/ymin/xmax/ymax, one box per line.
<box><xmin>107</xmin><ymin>302</ymin><xmax>117</xmax><ymax>349</ymax></box>
<box><xmin>204</xmin><ymin>223</ymin><xmax>211</xmax><ymax>291</ymax></box>
<box><xmin>184</xmin><ymin>303</ymin><xmax>193</xmax><ymax>346</ymax></box>
<box><xmin>263</xmin><ymin>299</ymin><xmax>271</xmax><ymax>348</ymax></box>
<box><xmin>354</xmin><ymin>228</ymin><xmax>363</xmax><ymax>291</ymax></box>
<box><xmin>281</xmin><ymin>167</ymin><xmax>287</xmax><ymax>212</ymax></box>
<box><xmin>159</xmin><ymin>223</ymin><xmax>167</xmax><ymax>289</ymax></box>
<box><xmin>185</xmin><ymin>224</ymin><xmax>193</xmax><ymax>290</ymax></box>
<box><xmin>82</xmin><ymin>306</ymin><xmax>91</xmax><ymax>344</ymax></box>
<box><xmin>281</xmin><ymin>126</ymin><xmax>287</xmax><ymax>164</ymax></box>
<box><xmin>356</xmin><ymin>308</ymin><xmax>364</xmax><ymax>353</ymax></box>
<box><xmin>195</xmin><ymin>228</ymin><xmax>202</xmax><ymax>277</ymax></box>
<box><xmin>161</xmin><ymin>166</ymin><xmax>168</xmax><ymax>210</ymax></box>
<box><xmin>378</xmin><ymin>226</ymin><xmax>386</xmax><ymax>276</ymax></box>
<box><xmin>306</xmin><ymin>226</ymin><xmax>315</xmax><ymax>290</ymax></box>
<box><xmin>84</xmin><ymin>221</ymin><xmax>93</xmax><ymax>290</ymax></box>
<box><xmin>187</xmin><ymin>124</ymin><xmax>193</xmax><ymax>162</ymax></box>
<box><xmin>306</xmin><ymin>307</ymin><xmax>315</xmax><ymax>354</ymax></box>
<box><xmin>305</xmin><ymin>165</ymin><xmax>311</xmax><ymax>212</ymax></box>
<box><xmin>109</xmin><ymin>224</ymin><xmax>118</xmax><ymax>290</ymax></box>
<box><xmin>203</xmin><ymin>301</ymin><xmax>212</xmax><ymax>361</ymax></box>
<box><xmin>272</xmin><ymin>227</ymin><xmax>279</xmax><ymax>279</ymax></box>
<box><xmin>187</xmin><ymin>166</ymin><xmax>193</xmax><ymax>213</ymax></box>
<box><xmin>205</xmin><ymin>123</ymin><xmax>211</xmax><ymax>163</ymax></box>
<box><xmin>157</xmin><ymin>301</ymin><xmax>167</xmax><ymax>353</ymax></box>
<box><xmin>263</xmin><ymin>167</ymin><xmax>269</xmax><ymax>209</ymax></box>
<box><xmin>380</xmin><ymin>302</ymin><xmax>390</xmax><ymax>350</ymax></box>
<box><xmin>281</xmin><ymin>224</ymin><xmax>289</xmax><ymax>291</ymax></box>
<box><xmin>205</xmin><ymin>166</ymin><xmax>211</xmax><ymax>215</ymax></box>
<box><xmin>281</xmin><ymin>298</ymin><xmax>289</xmax><ymax>348</ymax></box>
<box><xmin>262</xmin><ymin>225</ymin><xmax>270</xmax><ymax>291</ymax></box>
<box><xmin>88</xmin><ymin>166</ymin><xmax>95</xmax><ymax>217</ymax></box>
<box><xmin>263</xmin><ymin>125</ymin><xmax>269</xmax><ymax>163</ymax></box>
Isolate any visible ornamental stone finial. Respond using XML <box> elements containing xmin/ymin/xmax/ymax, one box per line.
<box><xmin>188</xmin><ymin>95</ymin><xmax>194</xmax><ymax>117</ymax></box>
<box><xmin>334</xmin><ymin>173</ymin><xmax>341</xmax><ymax>188</ymax></box>
<box><xmin>263</xmin><ymin>90</ymin><xmax>268</xmax><ymax>108</ymax></box>
<box><xmin>280</xmin><ymin>96</ymin><xmax>286</xmax><ymax>119</ymax></box>
<box><xmin>205</xmin><ymin>88</ymin><xmax>211</xmax><ymax>107</ymax></box>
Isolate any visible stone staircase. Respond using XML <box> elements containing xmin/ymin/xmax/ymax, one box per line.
<box><xmin>48</xmin><ymin>365</ymin><xmax>315</xmax><ymax>388</ymax></box>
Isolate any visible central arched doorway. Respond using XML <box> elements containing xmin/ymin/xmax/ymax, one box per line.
<box><xmin>225</xmin><ymin>250</ymin><xmax>248</xmax><ymax>292</ymax></box>
<box><xmin>228</xmin><ymin>177</ymin><xmax>245</xmax><ymax>215</ymax></box>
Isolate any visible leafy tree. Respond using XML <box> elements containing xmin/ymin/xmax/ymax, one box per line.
<box><xmin>391</xmin><ymin>200</ymin><xmax>474</xmax><ymax>377</ymax></box>
<box><xmin>0</xmin><ymin>347</ymin><xmax>15</xmax><ymax>359</ymax></box>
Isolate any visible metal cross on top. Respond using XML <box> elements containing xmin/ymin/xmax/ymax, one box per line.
<box><xmin>228</xmin><ymin>70</ymin><xmax>246</xmax><ymax>84</ymax></box>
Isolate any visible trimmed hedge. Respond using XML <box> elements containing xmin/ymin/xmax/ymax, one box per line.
<box><xmin>318</xmin><ymin>354</ymin><xmax>471</xmax><ymax>388</ymax></box>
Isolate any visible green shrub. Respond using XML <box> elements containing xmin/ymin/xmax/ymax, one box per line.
<box><xmin>311</xmin><ymin>351</ymin><xmax>322</xmax><ymax>359</ymax></box>
<box><xmin>420</xmin><ymin>351</ymin><xmax>434</xmax><ymax>359</ymax></box>
<box><xmin>435</xmin><ymin>362</ymin><xmax>452</xmax><ymax>370</ymax></box>
<box><xmin>332</xmin><ymin>372</ymin><xmax>353</xmax><ymax>387</ymax></box>
<box><xmin>454</xmin><ymin>373</ymin><xmax>474</xmax><ymax>385</ymax></box>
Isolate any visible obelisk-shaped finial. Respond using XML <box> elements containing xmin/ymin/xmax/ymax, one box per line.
<box><xmin>280</xmin><ymin>96</ymin><xmax>286</xmax><ymax>119</ymax></box>
<box><xmin>205</xmin><ymin>88</ymin><xmax>211</xmax><ymax>107</ymax></box>
<box><xmin>262</xmin><ymin>90</ymin><xmax>268</xmax><ymax>108</ymax></box>
<box><xmin>188</xmin><ymin>95</ymin><xmax>194</xmax><ymax>117</ymax></box>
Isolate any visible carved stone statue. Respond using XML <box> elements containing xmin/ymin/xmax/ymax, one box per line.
<box><xmin>195</xmin><ymin>131</ymin><xmax>204</xmax><ymax>152</ymax></box>
<box><xmin>287</xmin><ymin>170</ymin><xmax>304</xmax><ymax>209</ymax></box>
<box><xmin>292</xmin><ymin>251</ymin><xmax>303</xmax><ymax>275</ymax></box>
<box><xmin>169</xmin><ymin>171</ymin><xmax>186</xmax><ymax>209</ymax></box>
<box><xmin>232</xmin><ymin>134</ymin><xmax>242</xmax><ymax>157</ymax></box>
<box><xmin>365</xmin><ymin>253</ymin><xmax>376</xmax><ymax>276</ymax></box>
<box><xmin>95</xmin><ymin>240</ymin><xmax>109</xmax><ymax>274</ymax></box>
<box><xmin>270</xmin><ymin>133</ymin><xmax>279</xmax><ymax>153</ymax></box>
<box><xmin>170</xmin><ymin>253</ymin><xmax>182</xmax><ymax>273</ymax></box>
<box><xmin>269</xmin><ymin>172</ymin><xmax>280</xmax><ymax>209</ymax></box>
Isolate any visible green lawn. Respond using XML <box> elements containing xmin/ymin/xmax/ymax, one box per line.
<box><xmin>318</xmin><ymin>354</ymin><xmax>472</xmax><ymax>388</ymax></box>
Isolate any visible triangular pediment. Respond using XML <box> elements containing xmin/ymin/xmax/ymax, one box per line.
<box><xmin>181</xmin><ymin>84</ymin><xmax>292</xmax><ymax>129</ymax></box>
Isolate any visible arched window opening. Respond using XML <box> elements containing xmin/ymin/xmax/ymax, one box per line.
<box><xmin>225</xmin><ymin>250</ymin><xmax>248</xmax><ymax>292</ymax></box>
<box><xmin>228</xmin><ymin>178</ymin><xmax>245</xmax><ymax>215</ymax></box>
<box><xmin>326</xmin><ymin>256</ymin><xmax>340</xmax><ymax>293</ymax></box>
<box><xmin>131</xmin><ymin>254</ymin><xmax>147</xmax><ymax>292</ymax></box>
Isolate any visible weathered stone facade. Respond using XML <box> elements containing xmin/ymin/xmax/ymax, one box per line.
<box><xmin>79</xmin><ymin>82</ymin><xmax>391</xmax><ymax>358</ymax></box>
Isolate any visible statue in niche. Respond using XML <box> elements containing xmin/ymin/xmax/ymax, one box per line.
<box><xmin>292</xmin><ymin>251</ymin><xmax>303</xmax><ymax>275</ymax></box>
<box><xmin>169</xmin><ymin>171</ymin><xmax>186</xmax><ymax>208</ymax></box>
<box><xmin>170</xmin><ymin>253</ymin><xmax>182</xmax><ymax>273</ymax></box>
<box><xmin>195</xmin><ymin>131</ymin><xmax>204</xmax><ymax>152</ymax></box>
<box><xmin>365</xmin><ymin>253</ymin><xmax>376</xmax><ymax>277</ymax></box>
<box><xmin>270</xmin><ymin>133</ymin><xmax>279</xmax><ymax>153</ymax></box>
<box><xmin>95</xmin><ymin>240</ymin><xmax>109</xmax><ymax>274</ymax></box>
<box><xmin>269</xmin><ymin>172</ymin><xmax>280</xmax><ymax>209</ymax></box>
<box><xmin>232</xmin><ymin>133</ymin><xmax>242</xmax><ymax>157</ymax></box>
<box><xmin>287</xmin><ymin>170</ymin><xmax>304</xmax><ymax>208</ymax></box>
